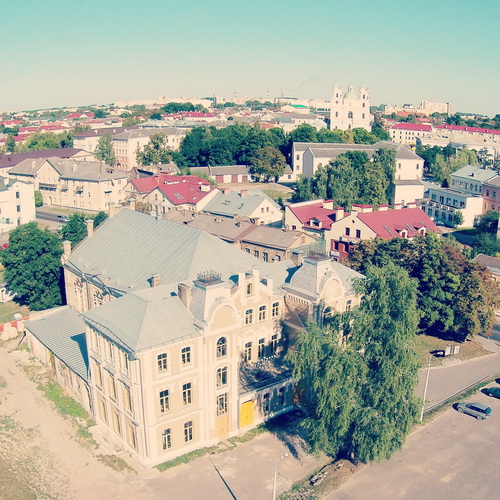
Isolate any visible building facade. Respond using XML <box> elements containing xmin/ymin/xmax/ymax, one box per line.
<box><xmin>329</xmin><ymin>84</ymin><xmax>371</xmax><ymax>131</ymax></box>
<box><xmin>0</xmin><ymin>178</ymin><xmax>36</xmax><ymax>233</ymax></box>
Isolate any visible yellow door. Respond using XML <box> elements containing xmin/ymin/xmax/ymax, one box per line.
<box><xmin>240</xmin><ymin>400</ymin><xmax>254</xmax><ymax>427</ymax></box>
<box><xmin>217</xmin><ymin>414</ymin><xmax>229</xmax><ymax>440</ymax></box>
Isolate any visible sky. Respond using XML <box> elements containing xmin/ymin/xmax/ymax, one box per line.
<box><xmin>3</xmin><ymin>0</ymin><xmax>500</xmax><ymax>116</ymax></box>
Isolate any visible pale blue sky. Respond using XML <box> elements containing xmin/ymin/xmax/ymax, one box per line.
<box><xmin>3</xmin><ymin>0</ymin><xmax>499</xmax><ymax>115</ymax></box>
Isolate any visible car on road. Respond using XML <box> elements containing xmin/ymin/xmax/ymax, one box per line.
<box><xmin>57</xmin><ymin>215</ymin><xmax>69</xmax><ymax>223</ymax></box>
<box><xmin>1</xmin><ymin>243</ymin><xmax>8</xmax><ymax>250</ymax></box>
<box><xmin>485</xmin><ymin>387</ymin><xmax>500</xmax><ymax>399</ymax></box>
<box><xmin>457</xmin><ymin>402</ymin><xmax>492</xmax><ymax>420</ymax></box>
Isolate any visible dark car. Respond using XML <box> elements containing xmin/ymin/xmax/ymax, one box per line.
<box><xmin>486</xmin><ymin>387</ymin><xmax>500</xmax><ymax>399</ymax></box>
<box><xmin>57</xmin><ymin>215</ymin><xmax>69</xmax><ymax>223</ymax></box>
<box><xmin>456</xmin><ymin>402</ymin><xmax>492</xmax><ymax>420</ymax></box>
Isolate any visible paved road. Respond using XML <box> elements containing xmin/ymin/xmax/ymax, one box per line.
<box><xmin>330</xmin><ymin>389</ymin><xmax>500</xmax><ymax>499</ymax></box>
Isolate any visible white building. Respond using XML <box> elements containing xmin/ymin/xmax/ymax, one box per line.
<box><xmin>0</xmin><ymin>178</ymin><xmax>36</xmax><ymax>234</ymax></box>
<box><xmin>330</xmin><ymin>84</ymin><xmax>371</xmax><ymax>131</ymax></box>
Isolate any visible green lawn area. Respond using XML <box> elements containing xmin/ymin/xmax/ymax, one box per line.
<box><xmin>263</xmin><ymin>189</ymin><xmax>292</xmax><ymax>203</ymax></box>
<box><xmin>0</xmin><ymin>301</ymin><xmax>29</xmax><ymax>324</ymax></box>
<box><xmin>414</xmin><ymin>334</ymin><xmax>491</xmax><ymax>367</ymax></box>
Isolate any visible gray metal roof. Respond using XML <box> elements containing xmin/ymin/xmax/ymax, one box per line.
<box><xmin>25</xmin><ymin>306</ymin><xmax>89</xmax><ymax>381</ymax></box>
<box><xmin>82</xmin><ymin>285</ymin><xmax>200</xmax><ymax>353</ymax></box>
<box><xmin>66</xmin><ymin>209</ymin><xmax>292</xmax><ymax>294</ymax></box>
<box><xmin>190</xmin><ymin>165</ymin><xmax>250</xmax><ymax>176</ymax></box>
<box><xmin>451</xmin><ymin>165</ymin><xmax>498</xmax><ymax>183</ymax></box>
<box><xmin>203</xmin><ymin>189</ymin><xmax>280</xmax><ymax>218</ymax></box>
<box><xmin>9</xmin><ymin>157</ymin><xmax>127</xmax><ymax>182</ymax></box>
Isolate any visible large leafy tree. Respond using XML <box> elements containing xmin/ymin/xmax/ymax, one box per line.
<box><xmin>136</xmin><ymin>133</ymin><xmax>173</xmax><ymax>166</ymax></box>
<box><xmin>60</xmin><ymin>211</ymin><xmax>108</xmax><ymax>247</ymax></box>
<box><xmin>1</xmin><ymin>222</ymin><xmax>63</xmax><ymax>310</ymax></box>
<box><xmin>249</xmin><ymin>146</ymin><xmax>287</xmax><ymax>181</ymax></box>
<box><xmin>290</xmin><ymin>263</ymin><xmax>420</xmax><ymax>463</ymax></box>
<box><xmin>94</xmin><ymin>132</ymin><xmax>116</xmax><ymax>166</ymax></box>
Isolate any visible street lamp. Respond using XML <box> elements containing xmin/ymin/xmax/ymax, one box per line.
<box><xmin>272</xmin><ymin>453</ymin><xmax>289</xmax><ymax>500</ymax></box>
<box><xmin>420</xmin><ymin>353</ymin><xmax>432</xmax><ymax>421</ymax></box>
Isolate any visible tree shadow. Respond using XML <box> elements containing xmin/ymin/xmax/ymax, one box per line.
<box><xmin>264</xmin><ymin>409</ymin><xmax>311</xmax><ymax>461</ymax></box>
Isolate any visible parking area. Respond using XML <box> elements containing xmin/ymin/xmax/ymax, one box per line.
<box><xmin>332</xmin><ymin>387</ymin><xmax>500</xmax><ymax>499</ymax></box>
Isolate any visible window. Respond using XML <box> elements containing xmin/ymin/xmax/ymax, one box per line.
<box><xmin>128</xmin><ymin>424</ymin><xmax>137</xmax><ymax>450</ymax></box>
<box><xmin>246</xmin><ymin>283</ymin><xmax>252</xmax><ymax>295</ymax></box>
<box><xmin>263</xmin><ymin>252</ymin><xmax>268</xmax><ymax>262</ymax></box>
<box><xmin>16</xmin><ymin>205</ymin><xmax>21</xmax><ymax>212</ymax></box>
<box><xmin>272</xmin><ymin>302</ymin><xmax>280</xmax><ymax>317</ymax></box>
<box><xmin>99</xmin><ymin>400</ymin><xmax>107</xmax><ymax>423</ymax></box>
<box><xmin>15</xmin><ymin>191</ymin><xmax>20</xmax><ymax>199</ymax></box>
<box><xmin>182</xmin><ymin>383</ymin><xmax>192</xmax><ymax>405</ymax></box>
<box><xmin>346</xmin><ymin>299</ymin><xmax>352</xmax><ymax>311</ymax></box>
<box><xmin>355</xmin><ymin>229</ymin><xmax>361</xmax><ymax>239</ymax></box>
<box><xmin>258</xmin><ymin>338</ymin><xmax>265</xmax><ymax>358</ymax></box>
<box><xmin>245</xmin><ymin>309</ymin><xmax>253</xmax><ymax>325</ymax></box>
<box><xmin>108</xmin><ymin>341</ymin><xmax>114</xmax><ymax>365</ymax></box>
<box><xmin>112</xmin><ymin>412</ymin><xmax>121</xmax><ymax>435</ymax></box>
<box><xmin>345</xmin><ymin>227</ymin><xmax>350</xmax><ymax>236</ymax></box>
<box><xmin>157</xmin><ymin>353</ymin><xmax>168</xmax><ymax>372</ymax></box>
<box><xmin>120</xmin><ymin>351</ymin><xmax>129</xmax><ymax>374</ymax></box>
<box><xmin>245</xmin><ymin>248</ymin><xmax>250</xmax><ymax>253</ymax></box>
<box><xmin>217</xmin><ymin>337</ymin><xmax>227</xmax><ymax>358</ymax></box>
<box><xmin>259</xmin><ymin>305</ymin><xmax>266</xmax><ymax>321</ymax></box>
<box><xmin>263</xmin><ymin>393</ymin><xmax>270</xmax><ymax>413</ymax></box>
<box><xmin>181</xmin><ymin>347</ymin><xmax>191</xmax><ymax>365</ymax></box>
<box><xmin>108</xmin><ymin>373</ymin><xmax>117</xmax><ymax>400</ymax></box>
<box><xmin>216</xmin><ymin>366</ymin><xmax>228</xmax><ymax>387</ymax></box>
<box><xmin>279</xmin><ymin>387</ymin><xmax>285</xmax><ymax>406</ymax></box>
<box><xmin>159</xmin><ymin>390</ymin><xmax>170</xmax><ymax>413</ymax></box>
<box><xmin>162</xmin><ymin>428</ymin><xmax>172</xmax><ymax>450</ymax></box>
<box><xmin>244</xmin><ymin>342</ymin><xmax>252</xmax><ymax>362</ymax></box>
<box><xmin>270</xmin><ymin>334</ymin><xmax>278</xmax><ymax>354</ymax></box>
<box><xmin>122</xmin><ymin>383</ymin><xmax>132</xmax><ymax>412</ymax></box>
<box><xmin>254</xmin><ymin>250</ymin><xmax>259</xmax><ymax>258</ymax></box>
<box><xmin>95</xmin><ymin>363</ymin><xmax>102</xmax><ymax>388</ymax></box>
<box><xmin>184</xmin><ymin>421</ymin><xmax>193</xmax><ymax>442</ymax></box>
<box><xmin>296</xmin><ymin>154</ymin><xmax>300</xmax><ymax>161</ymax></box>
<box><xmin>217</xmin><ymin>393</ymin><xmax>228</xmax><ymax>416</ymax></box>
<box><xmin>348</xmin><ymin>111</ymin><xmax>353</xmax><ymax>119</ymax></box>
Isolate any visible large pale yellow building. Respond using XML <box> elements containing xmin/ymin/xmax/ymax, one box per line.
<box><xmin>24</xmin><ymin>209</ymin><xmax>362</xmax><ymax>467</ymax></box>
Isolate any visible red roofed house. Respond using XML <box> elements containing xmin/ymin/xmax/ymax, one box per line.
<box><xmin>328</xmin><ymin>203</ymin><xmax>439</xmax><ymax>260</ymax></box>
<box><xmin>127</xmin><ymin>174</ymin><xmax>220</xmax><ymax>215</ymax></box>
<box><xmin>284</xmin><ymin>199</ymin><xmax>345</xmax><ymax>236</ymax></box>
<box><xmin>65</xmin><ymin>112</ymin><xmax>95</xmax><ymax>120</ymax></box>
<box><xmin>389</xmin><ymin>123</ymin><xmax>432</xmax><ymax>145</ymax></box>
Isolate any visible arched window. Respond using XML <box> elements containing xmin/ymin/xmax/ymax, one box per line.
<box><xmin>217</xmin><ymin>337</ymin><xmax>227</xmax><ymax>358</ymax></box>
<box><xmin>348</xmin><ymin>111</ymin><xmax>353</xmax><ymax>119</ymax></box>
<box><xmin>216</xmin><ymin>366</ymin><xmax>228</xmax><ymax>387</ymax></box>
<box><xmin>335</xmin><ymin>112</ymin><xmax>338</xmax><ymax>117</ymax></box>
<box><xmin>362</xmin><ymin>113</ymin><xmax>365</xmax><ymax>119</ymax></box>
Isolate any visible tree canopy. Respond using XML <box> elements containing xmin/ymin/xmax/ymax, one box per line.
<box><xmin>136</xmin><ymin>133</ymin><xmax>173</xmax><ymax>166</ymax></box>
<box><xmin>94</xmin><ymin>132</ymin><xmax>116</xmax><ymax>166</ymax></box>
<box><xmin>1</xmin><ymin>222</ymin><xmax>63</xmax><ymax>310</ymax></box>
<box><xmin>290</xmin><ymin>263</ymin><xmax>421</xmax><ymax>463</ymax></box>
<box><xmin>249</xmin><ymin>146</ymin><xmax>287</xmax><ymax>181</ymax></box>
<box><xmin>60</xmin><ymin>211</ymin><xmax>108</xmax><ymax>247</ymax></box>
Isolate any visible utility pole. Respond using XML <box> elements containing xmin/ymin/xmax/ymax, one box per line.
<box><xmin>420</xmin><ymin>353</ymin><xmax>432</xmax><ymax>421</ymax></box>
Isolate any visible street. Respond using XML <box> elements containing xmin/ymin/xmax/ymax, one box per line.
<box><xmin>331</xmin><ymin>389</ymin><xmax>500</xmax><ymax>499</ymax></box>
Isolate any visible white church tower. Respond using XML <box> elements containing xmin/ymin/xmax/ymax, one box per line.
<box><xmin>330</xmin><ymin>83</ymin><xmax>371</xmax><ymax>131</ymax></box>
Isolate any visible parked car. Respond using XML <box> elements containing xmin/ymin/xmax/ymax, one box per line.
<box><xmin>57</xmin><ymin>215</ymin><xmax>69</xmax><ymax>223</ymax></box>
<box><xmin>456</xmin><ymin>402</ymin><xmax>492</xmax><ymax>420</ymax></box>
<box><xmin>486</xmin><ymin>387</ymin><xmax>500</xmax><ymax>399</ymax></box>
<box><xmin>1</xmin><ymin>243</ymin><xmax>8</xmax><ymax>250</ymax></box>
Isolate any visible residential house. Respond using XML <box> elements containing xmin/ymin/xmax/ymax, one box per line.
<box><xmin>483</xmin><ymin>176</ymin><xmax>500</xmax><ymax>213</ymax></box>
<box><xmin>449</xmin><ymin>165</ymin><xmax>497</xmax><ymax>198</ymax></box>
<box><xmin>389</xmin><ymin>123</ymin><xmax>433</xmax><ymax>145</ymax></box>
<box><xmin>73</xmin><ymin>127</ymin><xmax>139</xmax><ymax>154</ymax></box>
<box><xmin>113</xmin><ymin>128</ymin><xmax>187</xmax><ymax>171</ymax></box>
<box><xmin>8</xmin><ymin>158</ymin><xmax>128</xmax><ymax>212</ymax></box>
<box><xmin>127</xmin><ymin>174</ymin><xmax>219</xmax><ymax>214</ymax></box>
<box><xmin>473</xmin><ymin>254</ymin><xmax>500</xmax><ymax>283</ymax></box>
<box><xmin>0</xmin><ymin>178</ymin><xmax>36</xmax><ymax>234</ymax></box>
<box><xmin>284</xmin><ymin>199</ymin><xmax>341</xmax><ymax>238</ymax></box>
<box><xmin>418</xmin><ymin>185</ymin><xmax>483</xmax><ymax>228</ymax></box>
<box><xmin>184</xmin><ymin>213</ymin><xmax>318</xmax><ymax>262</ymax></box>
<box><xmin>203</xmin><ymin>189</ymin><xmax>282</xmax><ymax>226</ymax></box>
<box><xmin>327</xmin><ymin>204</ymin><xmax>438</xmax><ymax>261</ymax></box>
<box><xmin>24</xmin><ymin>209</ymin><xmax>363</xmax><ymax>467</ymax></box>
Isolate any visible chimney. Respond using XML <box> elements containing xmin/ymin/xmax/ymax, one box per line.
<box><xmin>178</xmin><ymin>283</ymin><xmax>192</xmax><ymax>308</ymax></box>
<box><xmin>240</xmin><ymin>189</ymin><xmax>247</xmax><ymax>197</ymax></box>
<box><xmin>85</xmin><ymin>219</ymin><xmax>94</xmax><ymax>238</ymax></box>
<box><xmin>336</xmin><ymin>207</ymin><xmax>345</xmax><ymax>220</ymax></box>
<box><xmin>394</xmin><ymin>203</ymin><xmax>402</xmax><ymax>210</ymax></box>
<box><xmin>108</xmin><ymin>201</ymin><xmax>116</xmax><ymax>217</ymax></box>
<box><xmin>150</xmin><ymin>274</ymin><xmax>160</xmax><ymax>288</ymax></box>
<box><xmin>62</xmin><ymin>240</ymin><xmax>71</xmax><ymax>263</ymax></box>
<box><xmin>378</xmin><ymin>205</ymin><xmax>389</xmax><ymax>212</ymax></box>
<box><xmin>223</xmin><ymin>188</ymin><xmax>231</xmax><ymax>195</ymax></box>
<box><xmin>291</xmin><ymin>250</ymin><xmax>304</xmax><ymax>267</ymax></box>
<box><xmin>129</xmin><ymin>198</ymin><xmax>136</xmax><ymax>211</ymax></box>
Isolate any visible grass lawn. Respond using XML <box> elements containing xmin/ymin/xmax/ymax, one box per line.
<box><xmin>0</xmin><ymin>301</ymin><xmax>29</xmax><ymax>324</ymax></box>
<box><xmin>263</xmin><ymin>189</ymin><xmax>292</xmax><ymax>203</ymax></box>
<box><xmin>414</xmin><ymin>334</ymin><xmax>491</xmax><ymax>368</ymax></box>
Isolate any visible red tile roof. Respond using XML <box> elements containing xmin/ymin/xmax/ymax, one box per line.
<box><xmin>357</xmin><ymin>207</ymin><xmax>438</xmax><ymax>239</ymax></box>
<box><xmin>130</xmin><ymin>174</ymin><xmax>217</xmax><ymax>206</ymax></box>
<box><xmin>288</xmin><ymin>202</ymin><xmax>338</xmax><ymax>230</ymax></box>
<box><xmin>390</xmin><ymin>123</ymin><xmax>432</xmax><ymax>132</ymax></box>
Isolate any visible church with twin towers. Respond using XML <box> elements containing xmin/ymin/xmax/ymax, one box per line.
<box><xmin>329</xmin><ymin>83</ymin><xmax>371</xmax><ymax>131</ymax></box>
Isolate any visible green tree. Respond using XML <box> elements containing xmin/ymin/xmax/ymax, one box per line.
<box><xmin>136</xmin><ymin>133</ymin><xmax>173</xmax><ymax>165</ymax></box>
<box><xmin>60</xmin><ymin>213</ymin><xmax>88</xmax><ymax>247</ymax></box>
<box><xmin>34</xmin><ymin>190</ymin><xmax>43</xmax><ymax>207</ymax></box>
<box><xmin>291</xmin><ymin>175</ymin><xmax>313</xmax><ymax>203</ymax></box>
<box><xmin>475</xmin><ymin>210</ymin><xmax>499</xmax><ymax>233</ymax></box>
<box><xmin>249</xmin><ymin>146</ymin><xmax>287</xmax><ymax>181</ymax></box>
<box><xmin>93</xmin><ymin>211</ymin><xmax>108</xmax><ymax>228</ymax></box>
<box><xmin>453</xmin><ymin>210</ymin><xmax>464</xmax><ymax>228</ymax></box>
<box><xmin>0</xmin><ymin>222</ymin><xmax>63</xmax><ymax>310</ymax></box>
<box><xmin>5</xmin><ymin>134</ymin><xmax>16</xmax><ymax>153</ymax></box>
<box><xmin>349</xmin><ymin>263</ymin><xmax>421</xmax><ymax>462</ymax></box>
<box><xmin>94</xmin><ymin>132</ymin><xmax>116</xmax><ymax>166</ymax></box>
<box><xmin>326</xmin><ymin>156</ymin><xmax>357</xmax><ymax>209</ymax></box>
